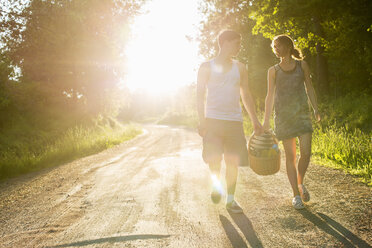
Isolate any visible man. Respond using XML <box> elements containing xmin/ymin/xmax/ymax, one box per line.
<box><xmin>197</xmin><ymin>30</ymin><xmax>262</xmax><ymax>213</ymax></box>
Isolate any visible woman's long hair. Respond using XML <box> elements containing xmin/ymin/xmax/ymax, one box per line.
<box><xmin>272</xmin><ymin>34</ymin><xmax>303</xmax><ymax>60</ymax></box>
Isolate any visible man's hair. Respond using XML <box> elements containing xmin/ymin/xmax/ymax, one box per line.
<box><xmin>217</xmin><ymin>30</ymin><xmax>241</xmax><ymax>47</ymax></box>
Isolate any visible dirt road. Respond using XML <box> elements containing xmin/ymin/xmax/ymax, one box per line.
<box><xmin>0</xmin><ymin>125</ymin><xmax>371</xmax><ymax>248</ymax></box>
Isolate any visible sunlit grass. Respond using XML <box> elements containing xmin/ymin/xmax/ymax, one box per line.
<box><xmin>0</xmin><ymin>121</ymin><xmax>142</xmax><ymax>179</ymax></box>
<box><xmin>312</xmin><ymin>124</ymin><xmax>371</xmax><ymax>185</ymax></box>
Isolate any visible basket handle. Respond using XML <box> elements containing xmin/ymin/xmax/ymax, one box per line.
<box><xmin>249</xmin><ymin>130</ymin><xmax>279</xmax><ymax>147</ymax></box>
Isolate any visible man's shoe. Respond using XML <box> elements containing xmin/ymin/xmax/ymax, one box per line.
<box><xmin>211</xmin><ymin>189</ymin><xmax>221</xmax><ymax>204</ymax></box>
<box><xmin>226</xmin><ymin>200</ymin><xmax>243</xmax><ymax>214</ymax></box>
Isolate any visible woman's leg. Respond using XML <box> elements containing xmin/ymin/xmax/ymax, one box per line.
<box><xmin>282</xmin><ymin>138</ymin><xmax>300</xmax><ymax>196</ymax></box>
<box><xmin>297</xmin><ymin>133</ymin><xmax>312</xmax><ymax>185</ymax></box>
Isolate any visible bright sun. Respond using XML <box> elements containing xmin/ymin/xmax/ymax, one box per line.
<box><xmin>124</xmin><ymin>0</ymin><xmax>202</xmax><ymax>95</ymax></box>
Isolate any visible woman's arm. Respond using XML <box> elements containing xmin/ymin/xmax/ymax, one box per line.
<box><xmin>301</xmin><ymin>60</ymin><xmax>321</xmax><ymax>122</ymax></box>
<box><xmin>263</xmin><ymin>66</ymin><xmax>276</xmax><ymax>131</ymax></box>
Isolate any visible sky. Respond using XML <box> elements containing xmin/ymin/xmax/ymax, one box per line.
<box><xmin>124</xmin><ymin>0</ymin><xmax>203</xmax><ymax>95</ymax></box>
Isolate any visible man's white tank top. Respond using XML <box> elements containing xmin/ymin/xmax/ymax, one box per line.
<box><xmin>205</xmin><ymin>59</ymin><xmax>243</xmax><ymax>122</ymax></box>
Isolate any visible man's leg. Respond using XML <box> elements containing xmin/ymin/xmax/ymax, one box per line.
<box><xmin>224</xmin><ymin>152</ymin><xmax>239</xmax><ymax>198</ymax></box>
<box><xmin>203</xmin><ymin>136</ymin><xmax>223</xmax><ymax>179</ymax></box>
<box><xmin>202</xmin><ymin>119</ymin><xmax>224</xmax><ymax>203</ymax></box>
<box><xmin>224</xmin><ymin>146</ymin><xmax>243</xmax><ymax>213</ymax></box>
<box><xmin>208</xmin><ymin>162</ymin><xmax>222</xmax><ymax>178</ymax></box>
<box><xmin>223</xmin><ymin>121</ymin><xmax>245</xmax><ymax>213</ymax></box>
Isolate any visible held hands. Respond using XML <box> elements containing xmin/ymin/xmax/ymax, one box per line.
<box><xmin>262</xmin><ymin>121</ymin><xmax>271</xmax><ymax>133</ymax></box>
<box><xmin>253</xmin><ymin>121</ymin><xmax>273</xmax><ymax>136</ymax></box>
<box><xmin>253</xmin><ymin>121</ymin><xmax>264</xmax><ymax>136</ymax></box>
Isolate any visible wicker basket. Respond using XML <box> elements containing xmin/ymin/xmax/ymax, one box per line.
<box><xmin>248</xmin><ymin>132</ymin><xmax>281</xmax><ymax>176</ymax></box>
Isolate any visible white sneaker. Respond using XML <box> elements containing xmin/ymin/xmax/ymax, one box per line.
<box><xmin>292</xmin><ymin>195</ymin><xmax>305</xmax><ymax>210</ymax></box>
<box><xmin>298</xmin><ymin>184</ymin><xmax>310</xmax><ymax>202</ymax></box>
<box><xmin>226</xmin><ymin>200</ymin><xmax>243</xmax><ymax>214</ymax></box>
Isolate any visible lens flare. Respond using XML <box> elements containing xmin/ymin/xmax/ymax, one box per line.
<box><xmin>211</xmin><ymin>174</ymin><xmax>223</xmax><ymax>194</ymax></box>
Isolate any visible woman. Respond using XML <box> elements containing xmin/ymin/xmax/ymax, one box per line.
<box><xmin>262</xmin><ymin>34</ymin><xmax>320</xmax><ymax>209</ymax></box>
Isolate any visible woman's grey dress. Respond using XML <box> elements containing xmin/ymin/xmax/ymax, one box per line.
<box><xmin>274</xmin><ymin>60</ymin><xmax>313</xmax><ymax>141</ymax></box>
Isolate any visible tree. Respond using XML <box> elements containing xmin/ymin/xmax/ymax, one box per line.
<box><xmin>1</xmin><ymin>0</ymin><xmax>146</xmax><ymax>117</ymax></box>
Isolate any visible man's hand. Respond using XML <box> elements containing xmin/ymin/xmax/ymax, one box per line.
<box><xmin>198</xmin><ymin>119</ymin><xmax>207</xmax><ymax>137</ymax></box>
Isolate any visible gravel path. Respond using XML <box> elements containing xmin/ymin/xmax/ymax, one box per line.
<box><xmin>0</xmin><ymin>125</ymin><xmax>371</xmax><ymax>247</ymax></box>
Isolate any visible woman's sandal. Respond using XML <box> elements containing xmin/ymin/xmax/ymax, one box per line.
<box><xmin>292</xmin><ymin>195</ymin><xmax>304</xmax><ymax>210</ymax></box>
<box><xmin>298</xmin><ymin>184</ymin><xmax>310</xmax><ymax>202</ymax></box>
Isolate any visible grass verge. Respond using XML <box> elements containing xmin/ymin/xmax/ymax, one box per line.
<box><xmin>0</xmin><ymin>121</ymin><xmax>142</xmax><ymax>180</ymax></box>
<box><xmin>312</xmin><ymin>124</ymin><xmax>371</xmax><ymax>185</ymax></box>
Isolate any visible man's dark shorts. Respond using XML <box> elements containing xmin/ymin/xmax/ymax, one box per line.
<box><xmin>202</xmin><ymin>118</ymin><xmax>248</xmax><ymax>166</ymax></box>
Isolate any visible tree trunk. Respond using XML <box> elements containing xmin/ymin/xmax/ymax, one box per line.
<box><xmin>313</xmin><ymin>16</ymin><xmax>330</xmax><ymax>96</ymax></box>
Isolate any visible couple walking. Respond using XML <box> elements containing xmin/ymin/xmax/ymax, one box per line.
<box><xmin>196</xmin><ymin>30</ymin><xmax>320</xmax><ymax>213</ymax></box>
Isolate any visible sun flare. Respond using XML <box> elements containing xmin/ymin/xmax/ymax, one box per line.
<box><xmin>124</xmin><ymin>0</ymin><xmax>202</xmax><ymax>95</ymax></box>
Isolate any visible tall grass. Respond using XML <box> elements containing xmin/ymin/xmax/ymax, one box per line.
<box><xmin>0</xmin><ymin>121</ymin><xmax>141</xmax><ymax>179</ymax></box>
<box><xmin>312</xmin><ymin>124</ymin><xmax>371</xmax><ymax>184</ymax></box>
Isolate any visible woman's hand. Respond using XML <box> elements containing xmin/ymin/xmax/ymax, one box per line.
<box><xmin>314</xmin><ymin>110</ymin><xmax>321</xmax><ymax>122</ymax></box>
<box><xmin>262</xmin><ymin>122</ymin><xmax>271</xmax><ymax>132</ymax></box>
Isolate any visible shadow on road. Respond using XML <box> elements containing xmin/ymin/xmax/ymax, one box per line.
<box><xmin>47</xmin><ymin>234</ymin><xmax>171</xmax><ymax>248</ymax></box>
<box><xmin>220</xmin><ymin>212</ymin><xmax>263</xmax><ymax>248</ymax></box>
<box><xmin>300</xmin><ymin>209</ymin><xmax>371</xmax><ymax>248</ymax></box>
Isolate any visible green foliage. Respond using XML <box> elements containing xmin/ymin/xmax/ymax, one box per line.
<box><xmin>1</xmin><ymin>0</ymin><xmax>145</xmax><ymax>117</ymax></box>
<box><xmin>0</xmin><ymin>55</ymin><xmax>12</xmax><ymax>112</ymax></box>
<box><xmin>319</xmin><ymin>94</ymin><xmax>372</xmax><ymax>132</ymax></box>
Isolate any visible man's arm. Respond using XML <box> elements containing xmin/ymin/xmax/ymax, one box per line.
<box><xmin>196</xmin><ymin>62</ymin><xmax>210</xmax><ymax>136</ymax></box>
<box><xmin>239</xmin><ymin>62</ymin><xmax>262</xmax><ymax>134</ymax></box>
